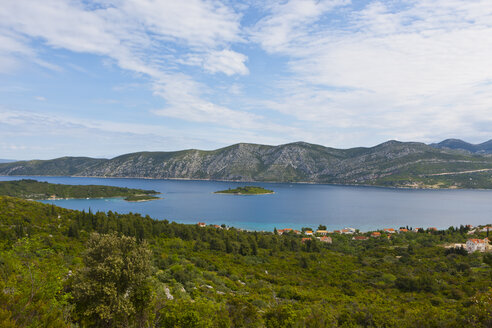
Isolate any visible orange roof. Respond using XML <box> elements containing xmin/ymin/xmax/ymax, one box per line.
<box><xmin>468</xmin><ymin>238</ymin><xmax>489</xmax><ymax>244</ymax></box>
<box><xmin>334</xmin><ymin>230</ymin><xmax>341</xmax><ymax>233</ymax></box>
<box><xmin>301</xmin><ymin>237</ymin><xmax>312</xmax><ymax>243</ymax></box>
<box><xmin>353</xmin><ymin>236</ymin><xmax>369</xmax><ymax>240</ymax></box>
<box><xmin>371</xmin><ymin>232</ymin><xmax>381</xmax><ymax>236</ymax></box>
<box><xmin>384</xmin><ymin>228</ymin><xmax>395</xmax><ymax>231</ymax></box>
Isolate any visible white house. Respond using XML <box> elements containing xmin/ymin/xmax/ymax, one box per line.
<box><xmin>466</xmin><ymin>238</ymin><xmax>489</xmax><ymax>253</ymax></box>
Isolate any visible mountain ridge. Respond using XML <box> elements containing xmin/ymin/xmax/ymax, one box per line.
<box><xmin>430</xmin><ymin>138</ymin><xmax>492</xmax><ymax>154</ymax></box>
<box><xmin>1</xmin><ymin>140</ymin><xmax>492</xmax><ymax>188</ymax></box>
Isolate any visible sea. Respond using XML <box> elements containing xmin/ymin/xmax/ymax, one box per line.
<box><xmin>1</xmin><ymin>176</ymin><xmax>491</xmax><ymax>232</ymax></box>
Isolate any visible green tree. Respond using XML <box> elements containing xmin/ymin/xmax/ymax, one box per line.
<box><xmin>72</xmin><ymin>233</ymin><xmax>152</xmax><ymax>327</ymax></box>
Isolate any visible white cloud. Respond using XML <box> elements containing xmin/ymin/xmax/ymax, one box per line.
<box><xmin>181</xmin><ymin>49</ymin><xmax>249</xmax><ymax>76</ymax></box>
<box><xmin>0</xmin><ymin>0</ymin><xmax>256</xmax><ymax>128</ymax></box>
<box><xmin>252</xmin><ymin>0</ymin><xmax>492</xmax><ymax>144</ymax></box>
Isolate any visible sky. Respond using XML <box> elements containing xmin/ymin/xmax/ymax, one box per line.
<box><xmin>1</xmin><ymin>0</ymin><xmax>492</xmax><ymax>160</ymax></box>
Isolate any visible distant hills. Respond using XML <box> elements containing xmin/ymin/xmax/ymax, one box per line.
<box><xmin>430</xmin><ymin>139</ymin><xmax>492</xmax><ymax>154</ymax></box>
<box><xmin>1</xmin><ymin>140</ymin><xmax>492</xmax><ymax>189</ymax></box>
<box><xmin>0</xmin><ymin>159</ymin><xmax>15</xmax><ymax>163</ymax></box>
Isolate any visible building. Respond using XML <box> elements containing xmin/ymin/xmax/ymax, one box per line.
<box><xmin>466</xmin><ymin>238</ymin><xmax>489</xmax><ymax>253</ymax></box>
<box><xmin>384</xmin><ymin>228</ymin><xmax>396</xmax><ymax>234</ymax></box>
<box><xmin>316</xmin><ymin>230</ymin><xmax>328</xmax><ymax>235</ymax></box>
<box><xmin>318</xmin><ymin>236</ymin><xmax>332</xmax><ymax>243</ymax></box>
<box><xmin>341</xmin><ymin>227</ymin><xmax>356</xmax><ymax>234</ymax></box>
<box><xmin>399</xmin><ymin>228</ymin><xmax>408</xmax><ymax>233</ymax></box>
<box><xmin>428</xmin><ymin>227</ymin><xmax>438</xmax><ymax>231</ymax></box>
<box><xmin>352</xmin><ymin>236</ymin><xmax>369</xmax><ymax>241</ymax></box>
<box><xmin>480</xmin><ymin>226</ymin><xmax>491</xmax><ymax>233</ymax></box>
<box><xmin>304</xmin><ymin>230</ymin><xmax>314</xmax><ymax>236</ymax></box>
<box><xmin>371</xmin><ymin>232</ymin><xmax>381</xmax><ymax>238</ymax></box>
<box><xmin>294</xmin><ymin>230</ymin><xmax>302</xmax><ymax>235</ymax></box>
<box><xmin>277</xmin><ymin>228</ymin><xmax>293</xmax><ymax>235</ymax></box>
<box><xmin>197</xmin><ymin>222</ymin><xmax>206</xmax><ymax>227</ymax></box>
<box><xmin>301</xmin><ymin>237</ymin><xmax>312</xmax><ymax>243</ymax></box>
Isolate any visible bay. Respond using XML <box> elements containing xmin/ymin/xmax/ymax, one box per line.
<box><xmin>0</xmin><ymin>176</ymin><xmax>490</xmax><ymax>232</ymax></box>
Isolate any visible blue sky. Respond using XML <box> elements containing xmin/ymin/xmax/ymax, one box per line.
<box><xmin>1</xmin><ymin>0</ymin><xmax>492</xmax><ymax>160</ymax></box>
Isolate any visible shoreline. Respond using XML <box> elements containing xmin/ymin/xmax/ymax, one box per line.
<box><xmin>1</xmin><ymin>174</ymin><xmax>491</xmax><ymax>191</ymax></box>
<box><xmin>214</xmin><ymin>191</ymin><xmax>275</xmax><ymax>195</ymax></box>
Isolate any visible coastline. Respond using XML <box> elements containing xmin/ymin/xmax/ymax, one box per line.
<box><xmin>1</xmin><ymin>174</ymin><xmax>490</xmax><ymax>191</ymax></box>
<box><xmin>214</xmin><ymin>191</ymin><xmax>275</xmax><ymax>195</ymax></box>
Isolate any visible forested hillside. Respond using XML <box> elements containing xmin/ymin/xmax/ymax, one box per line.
<box><xmin>0</xmin><ymin>179</ymin><xmax>158</xmax><ymax>200</ymax></box>
<box><xmin>2</xmin><ymin>141</ymin><xmax>492</xmax><ymax>188</ymax></box>
<box><xmin>0</xmin><ymin>196</ymin><xmax>490</xmax><ymax>327</ymax></box>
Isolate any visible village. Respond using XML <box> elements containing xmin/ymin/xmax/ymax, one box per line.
<box><xmin>197</xmin><ymin>222</ymin><xmax>492</xmax><ymax>253</ymax></box>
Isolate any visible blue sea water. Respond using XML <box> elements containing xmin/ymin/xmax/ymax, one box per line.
<box><xmin>1</xmin><ymin>176</ymin><xmax>491</xmax><ymax>232</ymax></box>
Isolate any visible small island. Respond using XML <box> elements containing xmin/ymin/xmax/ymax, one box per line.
<box><xmin>0</xmin><ymin>179</ymin><xmax>161</xmax><ymax>202</ymax></box>
<box><xmin>124</xmin><ymin>195</ymin><xmax>161</xmax><ymax>202</ymax></box>
<box><xmin>214</xmin><ymin>186</ymin><xmax>274</xmax><ymax>195</ymax></box>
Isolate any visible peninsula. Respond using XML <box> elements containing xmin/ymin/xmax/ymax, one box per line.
<box><xmin>0</xmin><ymin>179</ymin><xmax>160</xmax><ymax>201</ymax></box>
<box><xmin>215</xmin><ymin>186</ymin><xmax>274</xmax><ymax>195</ymax></box>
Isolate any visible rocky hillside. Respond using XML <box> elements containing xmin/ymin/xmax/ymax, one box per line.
<box><xmin>430</xmin><ymin>139</ymin><xmax>492</xmax><ymax>154</ymax></box>
<box><xmin>2</xmin><ymin>141</ymin><xmax>492</xmax><ymax>188</ymax></box>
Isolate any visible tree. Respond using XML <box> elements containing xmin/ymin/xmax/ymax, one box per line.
<box><xmin>72</xmin><ymin>233</ymin><xmax>152</xmax><ymax>327</ymax></box>
<box><xmin>317</xmin><ymin>225</ymin><xmax>327</xmax><ymax>231</ymax></box>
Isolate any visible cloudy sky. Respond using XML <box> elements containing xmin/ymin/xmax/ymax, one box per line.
<box><xmin>1</xmin><ymin>0</ymin><xmax>492</xmax><ymax>159</ymax></box>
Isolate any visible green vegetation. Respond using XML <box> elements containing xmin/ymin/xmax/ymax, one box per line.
<box><xmin>3</xmin><ymin>141</ymin><xmax>492</xmax><ymax>189</ymax></box>
<box><xmin>0</xmin><ymin>195</ymin><xmax>491</xmax><ymax>327</ymax></box>
<box><xmin>215</xmin><ymin>186</ymin><xmax>274</xmax><ymax>195</ymax></box>
<box><xmin>0</xmin><ymin>179</ymin><xmax>159</xmax><ymax>201</ymax></box>
<box><xmin>124</xmin><ymin>194</ymin><xmax>161</xmax><ymax>202</ymax></box>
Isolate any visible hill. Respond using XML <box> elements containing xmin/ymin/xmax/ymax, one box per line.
<box><xmin>1</xmin><ymin>141</ymin><xmax>492</xmax><ymax>188</ymax></box>
<box><xmin>0</xmin><ymin>179</ymin><xmax>159</xmax><ymax>200</ymax></box>
<box><xmin>431</xmin><ymin>139</ymin><xmax>492</xmax><ymax>154</ymax></box>
<box><xmin>0</xmin><ymin>195</ymin><xmax>490</xmax><ymax>326</ymax></box>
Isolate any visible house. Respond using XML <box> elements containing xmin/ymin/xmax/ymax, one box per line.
<box><xmin>428</xmin><ymin>227</ymin><xmax>438</xmax><ymax>231</ymax></box>
<box><xmin>304</xmin><ymin>230</ymin><xmax>314</xmax><ymax>236</ymax></box>
<box><xmin>480</xmin><ymin>226</ymin><xmax>492</xmax><ymax>233</ymax></box>
<box><xmin>384</xmin><ymin>228</ymin><xmax>396</xmax><ymax>234</ymax></box>
<box><xmin>316</xmin><ymin>230</ymin><xmax>328</xmax><ymax>235</ymax></box>
<box><xmin>197</xmin><ymin>222</ymin><xmax>206</xmax><ymax>227</ymax></box>
<box><xmin>399</xmin><ymin>228</ymin><xmax>408</xmax><ymax>233</ymax></box>
<box><xmin>318</xmin><ymin>236</ymin><xmax>332</xmax><ymax>243</ymax></box>
<box><xmin>333</xmin><ymin>230</ymin><xmax>341</xmax><ymax>234</ymax></box>
<box><xmin>466</xmin><ymin>238</ymin><xmax>489</xmax><ymax>253</ymax></box>
<box><xmin>277</xmin><ymin>228</ymin><xmax>293</xmax><ymax>235</ymax></box>
<box><xmin>412</xmin><ymin>228</ymin><xmax>422</xmax><ymax>232</ymax></box>
<box><xmin>213</xmin><ymin>225</ymin><xmax>222</xmax><ymax>229</ymax></box>
<box><xmin>371</xmin><ymin>232</ymin><xmax>381</xmax><ymax>238</ymax></box>
<box><xmin>301</xmin><ymin>237</ymin><xmax>312</xmax><ymax>243</ymax></box>
<box><xmin>352</xmin><ymin>236</ymin><xmax>369</xmax><ymax>241</ymax></box>
<box><xmin>341</xmin><ymin>227</ymin><xmax>356</xmax><ymax>234</ymax></box>
<box><xmin>294</xmin><ymin>230</ymin><xmax>302</xmax><ymax>235</ymax></box>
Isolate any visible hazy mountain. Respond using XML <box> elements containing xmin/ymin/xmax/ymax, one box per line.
<box><xmin>1</xmin><ymin>141</ymin><xmax>492</xmax><ymax>188</ymax></box>
<box><xmin>0</xmin><ymin>159</ymin><xmax>15</xmax><ymax>163</ymax></box>
<box><xmin>430</xmin><ymin>139</ymin><xmax>492</xmax><ymax>154</ymax></box>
